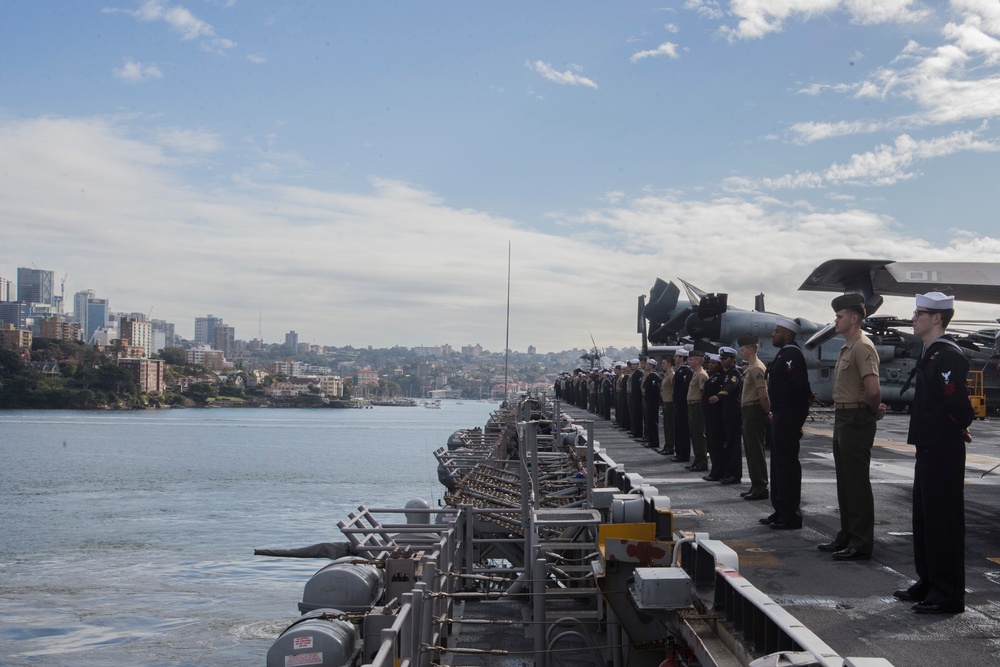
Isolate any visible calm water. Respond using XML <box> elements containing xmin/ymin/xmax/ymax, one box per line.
<box><xmin>0</xmin><ymin>402</ymin><xmax>497</xmax><ymax>666</ymax></box>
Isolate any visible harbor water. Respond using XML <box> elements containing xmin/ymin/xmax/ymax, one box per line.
<box><xmin>0</xmin><ymin>402</ymin><xmax>498</xmax><ymax>666</ymax></box>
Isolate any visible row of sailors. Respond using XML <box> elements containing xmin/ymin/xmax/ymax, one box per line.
<box><xmin>554</xmin><ymin>316</ymin><xmax>812</xmax><ymax>525</ymax></box>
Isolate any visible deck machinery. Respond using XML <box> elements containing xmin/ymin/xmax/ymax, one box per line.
<box><xmin>266</xmin><ymin>395</ymin><xmax>895</xmax><ymax>667</ymax></box>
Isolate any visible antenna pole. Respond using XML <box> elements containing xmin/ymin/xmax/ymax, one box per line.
<box><xmin>504</xmin><ymin>241</ymin><xmax>511</xmax><ymax>403</ymax></box>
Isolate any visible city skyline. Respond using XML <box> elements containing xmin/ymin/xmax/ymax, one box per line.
<box><xmin>3</xmin><ymin>2</ymin><xmax>1000</xmax><ymax>352</ymax></box>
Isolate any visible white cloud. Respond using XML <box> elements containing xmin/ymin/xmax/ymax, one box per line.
<box><xmin>246</xmin><ymin>53</ymin><xmax>267</xmax><ymax>65</ymax></box>
<box><xmin>716</xmin><ymin>0</ymin><xmax>931</xmax><ymax>42</ymax></box>
<box><xmin>155</xmin><ymin>128</ymin><xmax>224</xmax><ymax>154</ymax></box>
<box><xmin>732</xmin><ymin>126</ymin><xmax>1000</xmax><ymax>189</ymax></box>
<box><xmin>4</xmin><ymin>115</ymin><xmax>1000</xmax><ymax>349</ymax></box>
<box><xmin>786</xmin><ymin>3</ymin><xmax>1000</xmax><ymax>140</ymax></box>
<box><xmin>664</xmin><ymin>23</ymin><xmax>680</xmax><ymax>33</ymax></box>
<box><xmin>630</xmin><ymin>42</ymin><xmax>680</xmax><ymax>63</ymax></box>
<box><xmin>526</xmin><ymin>60</ymin><xmax>598</xmax><ymax>89</ymax></box>
<box><xmin>789</xmin><ymin>119</ymin><xmax>890</xmax><ymax>143</ymax></box>
<box><xmin>113</xmin><ymin>57</ymin><xmax>163</xmax><ymax>83</ymax></box>
<box><xmin>684</xmin><ymin>0</ymin><xmax>724</xmax><ymax>21</ymax></box>
<box><xmin>110</xmin><ymin>0</ymin><xmax>235</xmax><ymax>54</ymax></box>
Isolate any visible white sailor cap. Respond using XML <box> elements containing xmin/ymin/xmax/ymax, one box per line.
<box><xmin>774</xmin><ymin>316</ymin><xmax>802</xmax><ymax>333</ymax></box>
<box><xmin>645</xmin><ymin>357</ymin><xmax>657</xmax><ymax>365</ymax></box>
<box><xmin>718</xmin><ymin>346</ymin><xmax>737</xmax><ymax>358</ymax></box>
<box><xmin>706</xmin><ymin>353</ymin><xmax>721</xmax><ymax>362</ymax></box>
<box><xmin>629</xmin><ymin>358</ymin><xmax>640</xmax><ymax>365</ymax></box>
<box><xmin>915</xmin><ymin>291</ymin><xmax>955</xmax><ymax>310</ymax></box>
<box><xmin>674</xmin><ymin>348</ymin><xmax>689</xmax><ymax>357</ymax></box>
<box><xmin>614</xmin><ymin>361</ymin><xmax>625</xmax><ymax>368</ymax></box>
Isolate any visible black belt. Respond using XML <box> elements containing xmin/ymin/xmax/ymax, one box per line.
<box><xmin>835</xmin><ymin>402</ymin><xmax>867</xmax><ymax>410</ymax></box>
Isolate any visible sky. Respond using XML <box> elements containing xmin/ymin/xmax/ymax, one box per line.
<box><xmin>2</xmin><ymin>1</ymin><xmax>1000</xmax><ymax>353</ymax></box>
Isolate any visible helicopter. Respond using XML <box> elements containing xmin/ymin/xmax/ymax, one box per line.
<box><xmin>638</xmin><ymin>259</ymin><xmax>1000</xmax><ymax>412</ymax></box>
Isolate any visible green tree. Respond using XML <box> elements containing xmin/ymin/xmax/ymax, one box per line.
<box><xmin>158</xmin><ymin>347</ymin><xmax>187</xmax><ymax>366</ymax></box>
<box><xmin>95</xmin><ymin>365</ymin><xmax>138</xmax><ymax>395</ymax></box>
<box><xmin>0</xmin><ymin>349</ymin><xmax>24</xmax><ymax>379</ymax></box>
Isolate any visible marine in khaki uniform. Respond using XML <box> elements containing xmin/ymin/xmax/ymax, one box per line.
<box><xmin>738</xmin><ymin>335</ymin><xmax>770</xmax><ymax>502</ymax></box>
<box><xmin>659</xmin><ymin>356</ymin><xmax>675</xmax><ymax>456</ymax></box>
<box><xmin>819</xmin><ymin>293</ymin><xmax>886</xmax><ymax>561</ymax></box>
<box><xmin>686</xmin><ymin>350</ymin><xmax>709</xmax><ymax>472</ymax></box>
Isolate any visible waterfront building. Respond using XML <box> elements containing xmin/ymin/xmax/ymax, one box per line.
<box><xmin>39</xmin><ymin>317</ymin><xmax>80</xmax><ymax>341</ymax></box>
<box><xmin>0</xmin><ymin>323</ymin><xmax>32</xmax><ymax>353</ymax></box>
<box><xmin>186</xmin><ymin>345</ymin><xmax>226</xmax><ymax>371</ymax></box>
<box><xmin>120</xmin><ymin>317</ymin><xmax>153</xmax><ymax>358</ymax></box>
<box><xmin>16</xmin><ymin>267</ymin><xmax>55</xmax><ymax>306</ymax></box>
<box><xmin>317</xmin><ymin>375</ymin><xmax>344</xmax><ymax>397</ymax></box>
<box><xmin>118</xmin><ymin>358</ymin><xmax>166</xmax><ymax>394</ymax></box>
<box><xmin>269</xmin><ymin>359</ymin><xmax>301</xmax><ymax>376</ymax></box>
<box><xmin>24</xmin><ymin>361</ymin><xmax>61</xmax><ymax>377</ymax></box>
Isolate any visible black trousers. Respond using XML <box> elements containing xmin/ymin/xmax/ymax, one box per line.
<box><xmin>644</xmin><ymin>401</ymin><xmax>659</xmax><ymax>449</ymax></box>
<box><xmin>770</xmin><ymin>410</ymin><xmax>807</xmax><ymax>526</ymax></box>
<box><xmin>722</xmin><ymin>414</ymin><xmax>743</xmax><ymax>480</ymax></box>
<box><xmin>911</xmin><ymin>445</ymin><xmax>966</xmax><ymax>610</ymax></box>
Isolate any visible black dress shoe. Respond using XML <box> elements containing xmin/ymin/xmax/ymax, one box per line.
<box><xmin>758</xmin><ymin>516</ymin><xmax>777</xmax><ymax>525</ymax></box>
<box><xmin>832</xmin><ymin>547</ymin><xmax>871</xmax><ymax>561</ymax></box>
<box><xmin>893</xmin><ymin>589</ymin><xmax>920</xmax><ymax>602</ymax></box>
<box><xmin>720</xmin><ymin>476</ymin><xmax>741</xmax><ymax>485</ymax></box>
<box><xmin>743</xmin><ymin>492</ymin><xmax>769</xmax><ymax>501</ymax></box>
<box><xmin>770</xmin><ymin>521</ymin><xmax>802</xmax><ymax>530</ymax></box>
<box><xmin>688</xmin><ymin>463</ymin><xmax>708</xmax><ymax>472</ymax></box>
<box><xmin>702</xmin><ymin>475</ymin><xmax>721</xmax><ymax>481</ymax></box>
<box><xmin>671</xmin><ymin>457</ymin><xmax>689</xmax><ymax>463</ymax></box>
<box><xmin>912</xmin><ymin>602</ymin><xmax>963</xmax><ymax>614</ymax></box>
<box><xmin>817</xmin><ymin>541</ymin><xmax>846</xmax><ymax>552</ymax></box>
<box><xmin>659</xmin><ymin>450</ymin><xmax>674</xmax><ymax>456</ymax></box>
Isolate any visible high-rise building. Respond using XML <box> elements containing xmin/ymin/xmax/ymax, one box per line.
<box><xmin>195</xmin><ymin>315</ymin><xmax>223</xmax><ymax>345</ymax></box>
<box><xmin>118</xmin><ymin>358</ymin><xmax>166</xmax><ymax>394</ymax></box>
<box><xmin>40</xmin><ymin>317</ymin><xmax>80</xmax><ymax>341</ymax></box>
<box><xmin>150</xmin><ymin>319</ymin><xmax>176</xmax><ymax>349</ymax></box>
<box><xmin>285</xmin><ymin>330</ymin><xmax>299</xmax><ymax>350</ymax></box>
<box><xmin>0</xmin><ymin>276</ymin><xmax>12</xmax><ymax>302</ymax></box>
<box><xmin>213</xmin><ymin>324</ymin><xmax>235</xmax><ymax>358</ymax></box>
<box><xmin>0</xmin><ymin>323</ymin><xmax>32</xmax><ymax>352</ymax></box>
<box><xmin>16</xmin><ymin>268</ymin><xmax>55</xmax><ymax>305</ymax></box>
<box><xmin>120</xmin><ymin>317</ymin><xmax>152</xmax><ymax>358</ymax></box>
<box><xmin>85</xmin><ymin>298</ymin><xmax>109</xmax><ymax>344</ymax></box>
<box><xmin>73</xmin><ymin>290</ymin><xmax>94</xmax><ymax>326</ymax></box>
<box><xmin>0</xmin><ymin>302</ymin><xmax>27</xmax><ymax>329</ymax></box>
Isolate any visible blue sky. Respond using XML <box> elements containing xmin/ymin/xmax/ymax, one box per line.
<box><xmin>2</xmin><ymin>1</ymin><xmax>999</xmax><ymax>352</ymax></box>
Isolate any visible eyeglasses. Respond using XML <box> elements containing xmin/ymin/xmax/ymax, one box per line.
<box><xmin>912</xmin><ymin>309</ymin><xmax>934</xmax><ymax>318</ymax></box>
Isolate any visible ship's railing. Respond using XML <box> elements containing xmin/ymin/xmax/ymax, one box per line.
<box><xmin>361</xmin><ymin>587</ymin><xmax>419</xmax><ymax>667</ymax></box>
<box><xmin>338</xmin><ymin>506</ymin><xmax>459</xmax><ymax>667</ymax></box>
